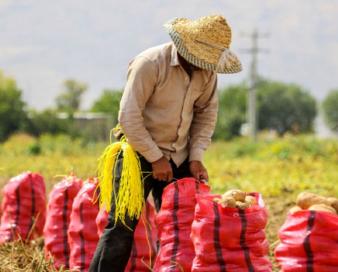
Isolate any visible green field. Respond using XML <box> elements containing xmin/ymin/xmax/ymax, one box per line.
<box><xmin>0</xmin><ymin>133</ymin><xmax>337</xmax><ymax>271</ymax></box>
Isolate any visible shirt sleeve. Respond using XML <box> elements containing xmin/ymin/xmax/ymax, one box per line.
<box><xmin>118</xmin><ymin>56</ymin><xmax>163</xmax><ymax>163</ymax></box>
<box><xmin>189</xmin><ymin>73</ymin><xmax>218</xmax><ymax>162</ymax></box>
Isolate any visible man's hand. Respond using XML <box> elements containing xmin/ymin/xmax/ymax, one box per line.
<box><xmin>152</xmin><ymin>156</ymin><xmax>173</xmax><ymax>182</ymax></box>
<box><xmin>189</xmin><ymin>160</ymin><xmax>208</xmax><ymax>182</ymax></box>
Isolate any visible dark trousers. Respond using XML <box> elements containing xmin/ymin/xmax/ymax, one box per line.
<box><xmin>89</xmin><ymin>155</ymin><xmax>191</xmax><ymax>272</ymax></box>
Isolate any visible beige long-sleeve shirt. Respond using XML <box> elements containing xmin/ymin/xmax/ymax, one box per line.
<box><xmin>118</xmin><ymin>42</ymin><xmax>218</xmax><ymax>166</ymax></box>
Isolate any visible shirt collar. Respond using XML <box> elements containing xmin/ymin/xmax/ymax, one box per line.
<box><xmin>170</xmin><ymin>44</ymin><xmax>180</xmax><ymax>66</ymax></box>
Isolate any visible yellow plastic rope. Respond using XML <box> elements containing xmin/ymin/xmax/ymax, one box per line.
<box><xmin>97</xmin><ymin>139</ymin><xmax>144</xmax><ymax>225</ymax></box>
<box><xmin>97</xmin><ymin>141</ymin><xmax>122</xmax><ymax>211</ymax></box>
<box><xmin>115</xmin><ymin>142</ymin><xmax>144</xmax><ymax>223</ymax></box>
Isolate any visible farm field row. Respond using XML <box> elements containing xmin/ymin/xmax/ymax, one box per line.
<box><xmin>0</xmin><ymin>133</ymin><xmax>337</xmax><ymax>271</ymax></box>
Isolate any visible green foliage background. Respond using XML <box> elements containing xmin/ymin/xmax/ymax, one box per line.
<box><xmin>91</xmin><ymin>89</ymin><xmax>122</xmax><ymax>124</ymax></box>
<box><xmin>0</xmin><ymin>71</ymin><xmax>27</xmax><ymax>141</ymax></box>
<box><xmin>257</xmin><ymin>80</ymin><xmax>317</xmax><ymax>135</ymax></box>
<box><xmin>214</xmin><ymin>79</ymin><xmax>318</xmax><ymax>139</ymax></box>
<box><xmin>0</xmin><ymin>69</ymin><xmax>330</xmax><ymax>142</ymax></box>
<box><xmin>56</xmin><ymin>79</ymin><xmax>88</xmax><ymax>113</ymax></box>
<box><xmin>322</xmin><ymin>89</ymin><xmax>338</xmax><ymax>131</ymax></box>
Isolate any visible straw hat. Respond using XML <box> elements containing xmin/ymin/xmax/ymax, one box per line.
<box><xmin>164</xmin><ymin>15</ymin><xmax>242</xmax><ymax>74</ymax></box>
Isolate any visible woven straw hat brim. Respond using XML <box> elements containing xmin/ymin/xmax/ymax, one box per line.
<box><xmin>164</xmin><ymin>18</ymin><xmax>242</xmax><ymax>74</ymax></box>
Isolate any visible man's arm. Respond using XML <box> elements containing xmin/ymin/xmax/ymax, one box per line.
<box><xmin>119</xmin><ymin>56</ymin><xmax>173</xmax><ymax>181</ymax></box>
<box><xmin>189</xmin><ymin>73</ymin><xmax>218</xmax><ymax>180</ymax></box>
<box><xmin>119</xmin><ymin>56</ymin><xmax>163</xmax><ymax>162</ymax></box>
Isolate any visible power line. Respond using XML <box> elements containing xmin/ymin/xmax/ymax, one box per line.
<box><xmin>240</xmin><ymin>29</ymin><xmax>269</xmax><ymax>142</ymax></box>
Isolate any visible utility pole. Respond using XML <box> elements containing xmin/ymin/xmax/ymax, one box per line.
<box><xmin>241</xmin><ymin>29</ymin><xmax>269</xmax><ymax>142</ymax></box>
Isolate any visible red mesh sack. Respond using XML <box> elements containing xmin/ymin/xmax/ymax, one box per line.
<box><xmin>153</xmin><ymin>178</ymin><xmax>210</xmax><ymax>272</ymax></box>
<box><xmin>191</xmin><ymin>193</ymin><xmax>272</xmax><ymax>272</ymax></box>
<box><xmin>43</xmin><ymin>176</ymin><xmax>82</xmax><ymax>269</ymax></box>
<box><xmin>68</xmin><ymin>179</ymin><xmax>99</xmax><ymax>272</ymax></box>
<box><xmin>95</xmin><ymin>207</ymin><xmax>108</xmax><ymax>238</ymax></box>
<box><xmin>96</xmin><ymin>201</ymin><xmax>158</xmax><ymax>271</ymax></box>
<box><xmin>275</xmin><ymin>210</ymin><xmax>338</xmax><ymax>272</ymax></box>
<box><xmin>0</xmin><ymin>172</ymin><xmax>46</xmax><ymax>243</ymax></box>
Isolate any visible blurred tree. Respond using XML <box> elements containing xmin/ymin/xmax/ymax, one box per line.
<box><xmin>257</xmin><ymin>79</ymin><xmax>317</xmax><ymax>135</ymax></box>
<box><xmin>0</xmin><ymin>70</ymin><xmax>27</xmax><ymax>141</ymax></box>
<box><xmin>322</xmin><ymin>89</ymin><xmax>338</xmax><ymax>131</ymax></box>
<box><xmin>24</xmin><ymin>109</ymin><xmax>70</xmax><ymax>136</ymax></box>
<box><xmin>91</xmin><ymin>89</ymin><xmax>123</xmax><ymax>124</ymax></box>
<box><xmin>213</xmin><ymin>84</ymin><xmax>247</xmax><ymax>140</ymax></box>
<box><xmin>56</xmin><ymin>79</ymin><xmax>87</xmax><ymax>112</ymax></box>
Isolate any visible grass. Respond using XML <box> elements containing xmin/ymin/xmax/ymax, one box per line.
<box><xmin>0</xmin><ymin>132</ymin><xmax>337</xmax><ymax>271</ymax></box>
<box><xmin>0</xmin><ymin>134</ymin><xmax>105</xmax><ymax>192</ymax></box>
<box><xmin>0</xmin><ymin>238</ymin><xmax>63</xmax><ymax>272</ymax></box>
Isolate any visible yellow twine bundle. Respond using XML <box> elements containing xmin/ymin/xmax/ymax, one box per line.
<box><xmin>97</xmin><ymin>140</ymin><xmax>144</xmax><ymax>225</ymax></box>
<box><xmin>97</xmin><ymin>141</ymin><xmax>121</xmax><ymax>211</ymax></box>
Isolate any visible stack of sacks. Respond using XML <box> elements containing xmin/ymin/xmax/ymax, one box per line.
<box><xmin>96</xmin><ymin>201</ymin><xmax>158</xmax><ymax>271</ymax></box>
<box><xmin>153</xmin><ymin>178</ymin><xmax>210</xmax><ymax>272</ymax></box>
<box><xmin>68</xmin><ymin>178</ymin><xmax>100</xmax><ymax>272</ymax></box>
<box><xmin>191</xmin><ymin>190</ymin><xmax>272</xmax><ymax>271</ymax></box>
<box><xmin>275</xmin><ymin>192</ymin><xmax>338</xmax><ymax>271</ymax></box>
<box><xmin>0</xmin><ymin>172</ymin><xmax>46</xmax><ymax>243</ymax></box>
<box><xmin>43</xmin><ymin>176</ymin><xmax>82</xmax><ymax>270</ymax></box>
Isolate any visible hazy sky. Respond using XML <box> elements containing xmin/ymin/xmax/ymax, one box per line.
<box><xmin>1</xmin><ymin>0</ymin><xmax>338</xmax><ymax>110</ymax></box>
